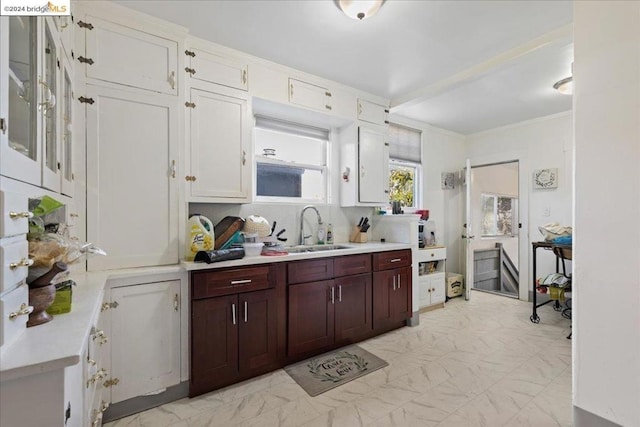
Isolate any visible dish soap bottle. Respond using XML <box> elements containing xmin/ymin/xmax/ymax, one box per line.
<box><xmin>317</xmin><ymin>223</ymin><xmax>326</xmax><ymax>245</ymax></box>
<box><xmin>326</xmin><ymin>223</ymin><xmax>333</xmax><ymax>244</ymax></box>
<box><xmin>186</xmin><ymin>214</ymin><xmax>214</xmax><ymax>261</ymax></box>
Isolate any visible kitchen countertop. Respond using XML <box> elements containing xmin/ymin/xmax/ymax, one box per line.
<box><xmin>0</xmin><ymin>265</ymin><xmax>182</xmax><ymax>383</ymax></box>
<box><xmin>183</xmin><ymin>241</ymin><xmax>413</xmax><ymax>271</ymax></box>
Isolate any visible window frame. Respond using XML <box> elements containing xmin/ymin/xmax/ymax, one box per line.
<box><xmin>388</xmin><ymin>158</ymin><xmax>422</xmax><ymax>210</ymax></box>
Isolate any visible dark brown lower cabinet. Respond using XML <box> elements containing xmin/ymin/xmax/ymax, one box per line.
<box><xmin>372</xmin><ymin>266</ymin><xmax>412</xmax><ymax>332</ymax></box>
<box><xmin>190</xmin><ymin>288</ymin><xmax>278</xmax><ymax>397</ymax></box>
<box><xmin>288</xmin><ymin>274</ymin><xmax>373</xmax><ymax>359</ymax></box>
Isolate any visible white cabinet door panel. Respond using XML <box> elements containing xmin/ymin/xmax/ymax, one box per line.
<box><xmin>190</xmin><ymin>48</ymin><xmax>248</xmax><ymax>91</ymax></box>
<box><xmin>85</xmin><ymin>16</ymin><xmax>178</xmax><ymax>95</ymax></box>
<box><xmin>358</xmin><ymin>126</ymin><xmax>389</xmax><ymax>203</ymax></box>
<box><xmin>110</xmin><ymin>280</ymin><xmax>181</xmax><ymax>403</ymax></box>
<box><xmin>289</xmin><ymin>78</ymin><xmax>331</xmax><ymax>113</ymax></box>
<box><xmin>189</xmin><ymin>88</ymin><xmax>249</xmax><ymax>200</ymax></box>
<box><xmin>358</xmin><ymin>99</ymin><xmax>388</xmax><ymax>126</ymax></box>
<box><xmin>86</xmin><ymin>85</ymin><xmax>179</xmax><ymax>270</ymax></box>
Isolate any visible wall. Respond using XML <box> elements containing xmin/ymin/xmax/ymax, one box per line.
<box><xmin>470</xmin><ymin>163</ymin><xmax>519</xmax><ymax>265</ymax></box>
<box><xmin>573</xmin><ymin>1</ymin><xmax>640</xmax><ymax>425</ymax></box>
<box><xmin>466</xmin><ymin>111</ymin><xmax>573</xmax><ymax>299</ymax></box>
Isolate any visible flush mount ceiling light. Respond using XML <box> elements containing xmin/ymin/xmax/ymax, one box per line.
<box><xmin>336</xmin><ymin>0</ymin><xmax>385</xmax><ymax>21</ymax></box>
<box><xmin>553</xmin><ymin>76</ymin><xmax>573</xmax><ymax>95</ymax></box>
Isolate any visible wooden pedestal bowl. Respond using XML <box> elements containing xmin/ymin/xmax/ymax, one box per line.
<box><xmin>27</xmin><ymin>284</ymin><xmax>56</xmax><ymax>327</ymax></box>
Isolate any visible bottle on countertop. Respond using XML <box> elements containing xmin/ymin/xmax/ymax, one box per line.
<box><xmin>326</xmin><ymin>223</ymin><xmax>333</xmax><ymax>244</ymax></box>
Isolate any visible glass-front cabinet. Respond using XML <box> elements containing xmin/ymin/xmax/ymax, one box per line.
<box><xmin>0</xmin><ymin>17</ymin><xmax>71</xmax><ymax>193</ymax></box>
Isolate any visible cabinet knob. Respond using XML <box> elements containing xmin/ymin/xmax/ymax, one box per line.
<box><xmin>9</xmin><ymin>211</ymin><xmax>34</xmax><ymax>219</ymax></box>
<box><xmin>9</xmin><ymin>258</ymin><xmax>34</xmax><ymax>270</ymax></box>
<box><xmin>8</xmin><ymin>303</ymin><xmax>33</xmax><ymax>320</ymax></box>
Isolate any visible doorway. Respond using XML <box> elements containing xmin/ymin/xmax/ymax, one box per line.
<box><xmin>464</xmin><ymin>161</ymin><xmax>520</xmax><ymax>298</ymax></box>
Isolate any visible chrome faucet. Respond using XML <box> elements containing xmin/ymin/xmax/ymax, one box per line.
<box><xmin>299</xmin><ymin>205</ymin><xmax>323</xmax><ymax>245</ymax></box>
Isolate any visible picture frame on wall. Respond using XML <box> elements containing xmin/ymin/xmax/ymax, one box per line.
<box><xmin>533</xmin><ymin>168</ymin><xmax>558</xmax><ymax>189</ymax></box>
<box><xmin>441</xmin><ymin>172</ymin><xmax>455</xmax><ymax>190</ymax></box>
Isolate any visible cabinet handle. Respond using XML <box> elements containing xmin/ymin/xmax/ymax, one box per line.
<box><xmin>171</xmin><ymin>160</ymin><xmax>176</xmax><ymax>178</ymax></box>
<box><xmin>9</xmin><ymin>258</ymin><xmax>33</xmax><ymax>270</ymax></box>
<box><xmin>358</xmin><ymin>102</ymin><xmax>362</xmax><ymax>115</ymax></box>
<box><xmin>8</xmin><ymin>303</ymin><xmax>33</xmax><ymax>320</ymax></box>
<box><xmin>232</xmin><ymin>303</ymin><xmax>236</xmax><ymax>325</ymax></box>
<box><xmin>325</xmin><ymin>105</ymin><xmax>332</xmax><ymax>111</ymax></box>
<box><xmin>88</xmin><ymin>358</ymin><xmax>96</xmax><ymax>366</ymax></box>
<box><xmin>432</xmin><ymin>288</ymin><xmax>436</xmax><ymax>292</ymax></box>
<box><xmin>392</xmin><ymin>275</ymin><xmax>396</xmax><ymax>291</ymax></box>
<box><xmin>9</xmin><ymin>211</ymin><xmax>33</xmax><ymax>219</ymax></box>
<box><xmin>38</xmin><ymin>79</ymin><xmax>56</xmax><ymax>112</ymax></box>
<box><xmin>92</xmin><ymin>412</ymin><xmax>103</xmax><ymax>427</ymax></box>
<box><xmin>244</xmin><ymin>301</ymin><xmax>248</xmax><ymax>323</ymax></box>
<box><xmin>390</xmin><ymin>258</ymin><xmax>401</xmax><ymax>263</ymax></box>
<box><xmin>428</xmin><ymin>288</ymin><xmax>431</xmax><ymax>293</ymax></box>
<box><xmin>330</xmin><ymin>286</ymin><xmax>335</xmax><ymax>304</ymax></box>
<box><xmin>0</xmin><ymin>117</ymin><xmax>6</xmax><ymax>134</ymax></box>
<box><xmin>360</xmin><ymin>165</ymin><xmax>365</xmax><ymax>177</ymax></box>
<box><xmin>242</xmin><ymin>150</ymin><xmax>246</xmax><ymax>166</ymax></box>
<box><xmin>397</xmin><ymin>274</ymin><xmax>401</xmax><ymax>289</ymax></box>
<box><xmin>168</xmin><ymin>71</ymin><xmax>176</xmax><ymax>89</ymax></box>
<box><xmin>338</xmin><ymin>285</ymin><xmax>342</xmax><ymax>302</ymax></box>
<box><xmin>230</xmin><ymin>279</ymin><xmax>251</xmax><ymax>285</ymax></box>
<box><xmin>173</xmin><ymin>293</ymin><xmax>179</xmax><ymax>312</ymax></box>
<box><xmin>242</xmin><ymin>69</ymin><xmax>247</xmax><ymax>85</ymax></box>
<box><xmin>100</xmin><ymin>400</ymin><xmax>110</xmax><ymax>413</ymax></box>
<box><xmin>290</xmin><ymin>83</ymin><xmax>294</xmax><ymax>98</ymax></box>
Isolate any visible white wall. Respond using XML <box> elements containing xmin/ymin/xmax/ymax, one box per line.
<box><xmin>573</xmin><ymin>1</ymin><xmax>640</xmax><ymax>425</ymax></box>
<box><xmin>466</xmin><ymin>112</ymin><xmax>573</xmax><ymax>299</ymax></box>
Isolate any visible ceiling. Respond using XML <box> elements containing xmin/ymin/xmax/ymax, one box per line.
<box><xmin>114</xmin><ymin>0</ymin><xmax>574</xmax><ymax>135</ymax></box>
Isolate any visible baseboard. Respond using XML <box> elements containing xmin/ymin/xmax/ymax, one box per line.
<box><xmin>573</xmin><ymin>406</ymin><xmax>623</xmax><ymax>427</ymax></box>
<box><xmin>418</xmin><ymin>303</ymin><xmax>445</xmax><ymax>314</ymax></box>
<box><xmin>103</xmin><ymin>381</ymin><xmax>189</xmax><ymax>423</ymax></box>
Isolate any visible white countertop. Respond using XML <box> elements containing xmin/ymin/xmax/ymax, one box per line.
<box><xmin>183</xmin><ymin>241</ymin><xmax>412</xmax><ymax>271</ymax></box>
<box><xmin>0</xmin><ymin>265</ymin><xmax>182</xmax><ymax>383</ymax></box>
<box><xmin>0</xmin><ymin>244</ymin><xmax>411</xmax><ymax>382</ymax></box>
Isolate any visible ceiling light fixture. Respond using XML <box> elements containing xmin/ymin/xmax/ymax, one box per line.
<box><xmin>336</xmin><ymin>0</ymin><xmax>385</xmax><ymax>21</ymax></box>
<box><xmin>553</xmin><ymin>76</ymin><xmax>573</xmax><ymax>95</ymax></box>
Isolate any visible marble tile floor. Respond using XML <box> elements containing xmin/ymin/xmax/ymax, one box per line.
<box><xmin>105</xmin><ymin>291</ymin><xmax>572</xmax><ymax>427</ymax></box>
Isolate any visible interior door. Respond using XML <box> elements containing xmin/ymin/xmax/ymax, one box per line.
<box><xmin>463</xmin><ymin>159</ymin><xmax>473</xmax><ymax>300</ymax></box>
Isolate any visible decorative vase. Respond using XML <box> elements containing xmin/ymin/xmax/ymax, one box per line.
<box><xmin>27</xmin><ymin>284</ymin><xmax>56</xmax><ymax>327</ymax></box>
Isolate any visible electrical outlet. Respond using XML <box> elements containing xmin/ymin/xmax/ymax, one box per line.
<box><xmin>542</xmin><ymin>207</ymin><xmax>551</xmax><ymax>217</ymax></box>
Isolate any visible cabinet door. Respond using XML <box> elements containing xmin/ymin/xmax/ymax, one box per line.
<box><xmin>188</xmin><ymin>88</ymin><xmax>250</xmax><ymax>200</ymax></box>
<box><xmin>430</xmin><ymin>273</ymin><xmax>446</xmax><ymax>305</ymax></box>
<box><xmin>289</xmin><ymin>78</ymin><xmax>332</xmax><ymax>113</ymax></box>
<box><xmin>358</xmin><ymin>126</ymin><xmax>389</xmax><ymax>203</ymax></box>
<box><xmin>84</xmin><ymin>15</ymin><xmax>178</xmax><ymax>95</ymax></box>
<box><xmin>1</xmin><ymin>17</ymin><xmax>41</xmax><ymax>186</ymax></box>
<box><xmin>190</xmin><ymin>48</ymin><xmax>248</xmax><ymax>91</ymax></box>
<box><xmin>334</xmin><ymin>273</ymin><xmax>372</xmax><ymax>344</ymax></box>
<box><xmin>357</xmin><ymin>99</ymin><xmax>389</xmax><ymax>126</ymax></box>
<box><xmin>110</xmin><ymin>281</ymin><xmax>181</xmax><ymax>403</ymax></box>
<box><xmin>239</xmin><ymin>289</ymin><xmax>278</xmax><ymax>375</ymax></box>
<box><xmin>288</xmin><ymin>280</ymin><xmax>334</xmax><ymax>358</ymax></box>
<box><xmin>40</xmin><ymin>18</ymin><xmax>60</xmax><ymax>192</ymax></box>
<box><xmin>191</xmin><ymin>294</ymin><xmax>238</xmax><ymax>397</ymax></box>
<box><xmin>372</xmin><ymin>267</ymin><xmax>411</xmax><ymax>331</ymax></box>
<box><xmin>86</xmin><ymin>84</ymin><xmax>179</xmax><ymax>270</ymax></box>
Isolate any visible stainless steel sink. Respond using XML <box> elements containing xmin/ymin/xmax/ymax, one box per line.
<box><xmin>286</xmin><ymin>245</ymin><xmax>352</xmax><ymax>253</ymax></box>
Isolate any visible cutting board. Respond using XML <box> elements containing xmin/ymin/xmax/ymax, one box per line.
<box><xmin>214</xmin><ymin>216</ymin><xmax>244</xmax><ymax>249</ymax></box>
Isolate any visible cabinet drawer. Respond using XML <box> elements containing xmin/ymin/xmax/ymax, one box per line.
<box><xmin>418</xmin><ymin>247</ymin><xmax>446</xmax><ymax>262</ymax></box>
<box><xmin>0</xmin><ymin>284</ymin><xmax>30</xmax><ymax>349</ymax></box>
<box><xmin>334</xmin><ymin>254</ymin><xmax>371</xmax><ymax>277</ymax></box>
<box><xmin>1</xmin><ymin>190</ymin><xmax>31</xmax><ymax>238</ymax></box>
<box><xmin>192</xmin><ymin>266</ymin><xmax>271</xmax><ymax>299</ymax></box>
<box><xmin>1</xmin><ymin>237</ymin><xmax>30</xmax><ymax>294</ymax></box>
<box><xmin>373</xmin><ymin>249</ymin><xmax>411</xmax><ymax>271</ymax></box>
<box><xmin>288</xmin><ymin>258</ymin><xmax>334</xmax><ymax>284</ymax></box>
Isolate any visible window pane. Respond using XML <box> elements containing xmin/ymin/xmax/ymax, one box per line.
<box><xmin>389</xmin><ymin>164</ymin><xmax>415</xmax><ymax>207</ymax></box>
<box><xmin>497</xmin><ymin>197</ymin><xmax>513</xmax><ymax>235</ymax></box>
<box><xmin>481</xmin><ymin>194</ymin><xmax>517</xmax><ymax>236</ymax></box>
<box><xmin>481</xmin><ymin>194</ymin><xmax>496</xmax><ymax>235</ymax></box>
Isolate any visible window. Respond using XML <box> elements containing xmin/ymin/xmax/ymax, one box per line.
<box><xmin>481</xmin><ymin>193</ymin><xmax>518</xmax><ymax>236</ymax></box>
<box><xmin>254</xmin><ymin>116</ymin><xmax>328</xmax><ymax>203</ymax></box>
<box><xmin>388</xmin><ymin>123</ymin><xmax>422</xmax><ymax>208</ymax></box>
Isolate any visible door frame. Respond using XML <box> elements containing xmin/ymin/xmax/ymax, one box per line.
<box><xmin>463</xmin><ymin>151</ymin><xmax>529</xmax><ymax>302</ymax></box>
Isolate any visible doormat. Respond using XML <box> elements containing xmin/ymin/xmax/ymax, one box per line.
<box><xmin>284</xmin><ymin>345</ymin><xmax>388</xmax><ymax>397</ymax></box>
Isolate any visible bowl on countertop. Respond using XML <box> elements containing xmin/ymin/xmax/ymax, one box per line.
<box><xmin>242</xmin><ymin>242</ymin><xmax>264</xmax><ymax>257</ymax></box>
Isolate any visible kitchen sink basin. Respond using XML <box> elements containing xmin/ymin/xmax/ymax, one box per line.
<box><xmin>286</xmin><ymin>244</ymin><xmax>352</xmax><ymax>253</ymax></box>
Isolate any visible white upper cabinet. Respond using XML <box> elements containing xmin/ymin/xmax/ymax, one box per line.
<box><xmin>85</xmin><ymin>84</ymin><xmax>179</xmax><ymax>270</ymax></box>
<box><xmin>83</xmin><ymin>15</ymin><xmax>179</xmax><ymax>95</ymax></box>
<box><xmin>186</xmin><ymin>47</ymin><xmax>248</xmax><ymax>91</ymax></box>
<box><xmin>358</xmin><ymin>99</ymin><xmax>389</xmax><ymax>126</ymax></box>
<box><xmin>186</xmin><ymin>88</ymin><xmax>250</xmax><ymax>202</ymax></box>
<box><xmin>1</xmin><ymin>17</ymin><xmax>41</xmax><ymax>187</ymax></box>
<box><xmin>289</xmin><ymin>78</ymin><xmax>333</xmax><ymax>113</ymax></box>
<box><xmin>358</xmin><ymin>126</ymin><xmax>390</xmax><ymax>204</ymax></box>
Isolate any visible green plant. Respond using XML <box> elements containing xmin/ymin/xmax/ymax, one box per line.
<box><xmin>389</xmin><ymin>168</ymin><xmax>414</xmax><ymax>207</ymax></box>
